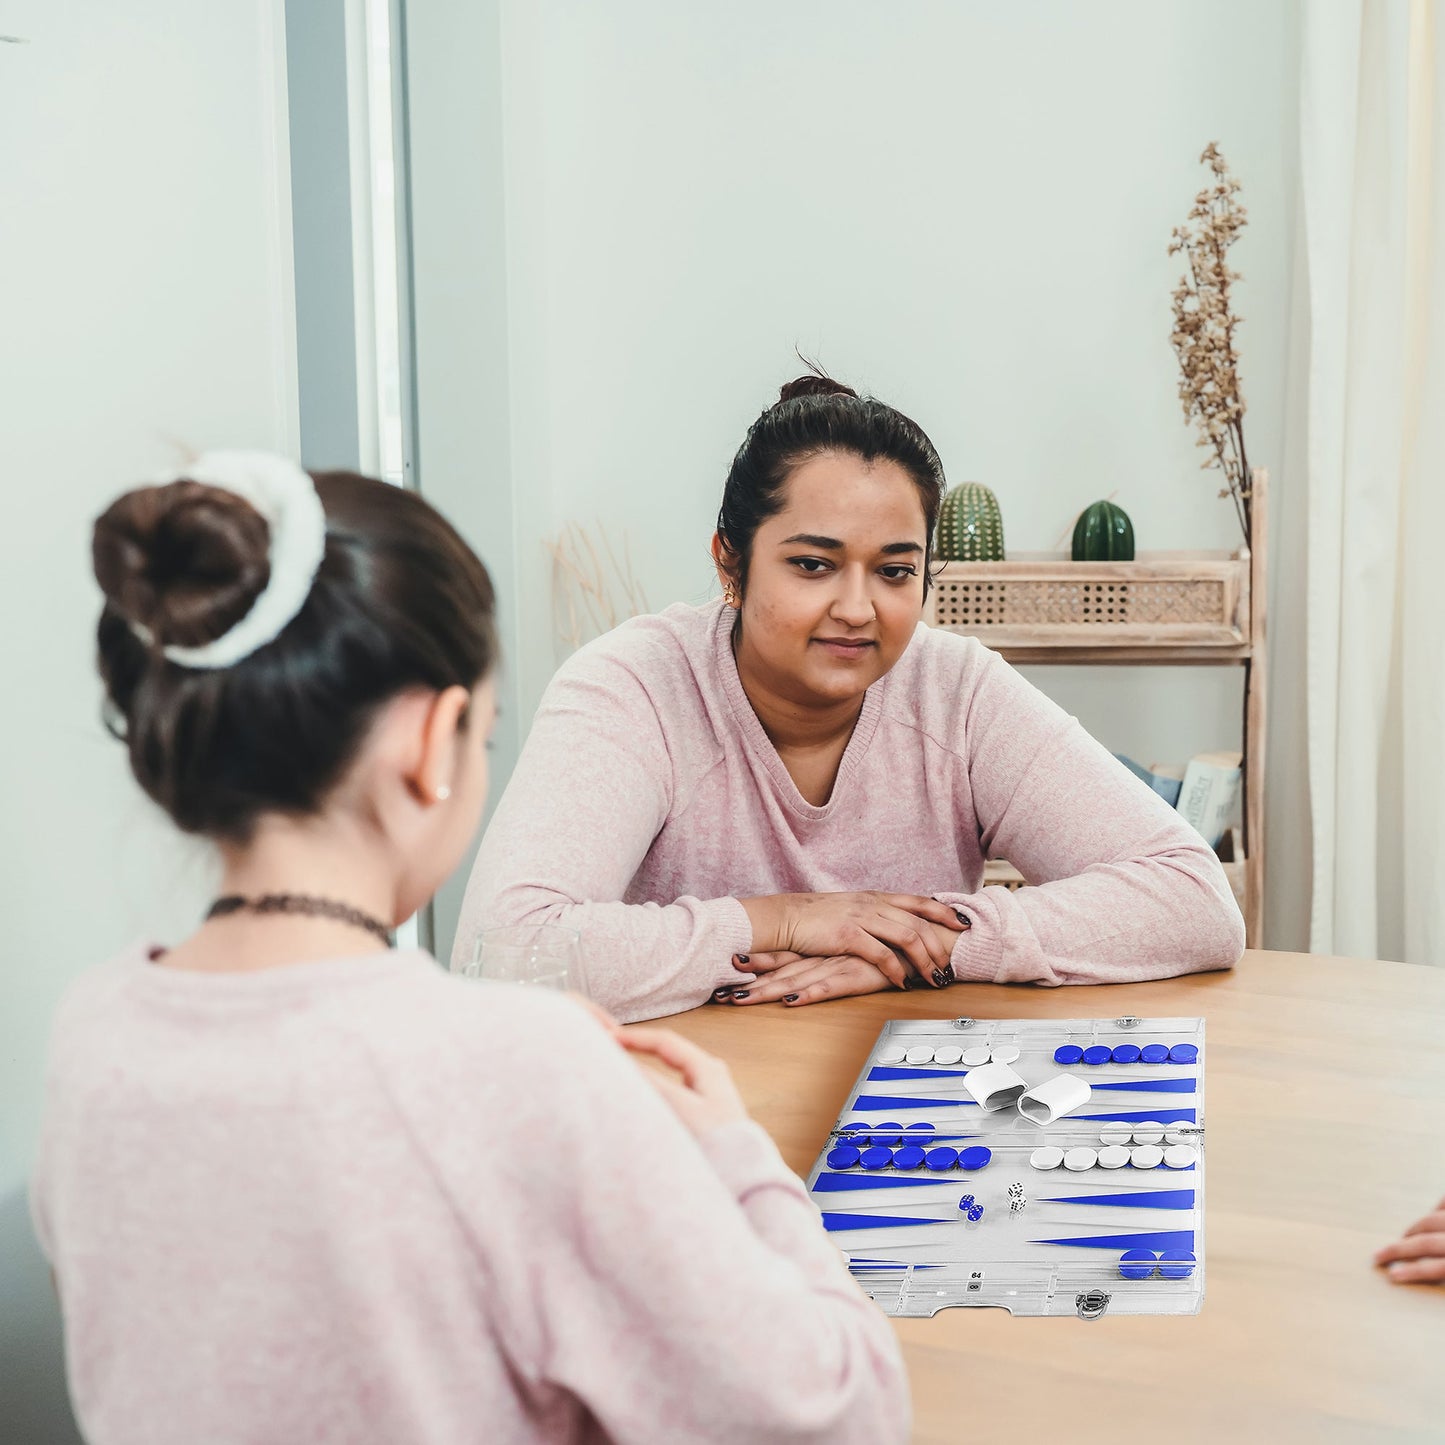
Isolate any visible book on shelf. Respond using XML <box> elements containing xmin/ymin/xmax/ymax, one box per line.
<box><xmin>1114</xmin><ymin>755</ymin><xmax>1185</xmax><ymax>808</ymax></box>
<box><xmin>1116</xmin><ymin>750</ymin><xmax>1241</xmax><ymax>849</ymax></box>
<box><xmin>1175</xmin><ymin>750</ymin><xmax>1242</xmax><ymax>849</ymax></box>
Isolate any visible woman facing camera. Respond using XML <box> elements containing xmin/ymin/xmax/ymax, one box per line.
<box><xmin>456</xmin><ymin>376</ymin><xmax>1244</xmax><ymax>1020</ymax></box>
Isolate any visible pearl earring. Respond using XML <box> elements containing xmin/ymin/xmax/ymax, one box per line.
<box><xmin>435</xmin><ymin>785</ymin><xmax>451</xmax><ymax>802</ymax></box>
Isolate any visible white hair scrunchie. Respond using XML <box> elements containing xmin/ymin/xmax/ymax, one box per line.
<box><xmin>136</xmin><ymin>451</ymin><xmax>328</xmax><ymax>669</ymax></box>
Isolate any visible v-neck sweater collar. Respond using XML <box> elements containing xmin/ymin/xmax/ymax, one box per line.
<box><xmin>712</xmin><ymin>600</ymin><xmax>889</xmax><ymax>822</ymax></box>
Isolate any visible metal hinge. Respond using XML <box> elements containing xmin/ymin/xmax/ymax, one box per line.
<box><xmin>1115</xmin><ymin>1016</ymin><xmax>1141</xmax><ymax>1028</ymax></box>
<box><xmin>1075</xmin><ymin>1289</ymin><xmax>1112</xmax><ymax>1321</ymax></box>
<box><xmin>950</xmin><ymin>1018</ymin><xmax>977</xmax><ymax>1030</ymax></box>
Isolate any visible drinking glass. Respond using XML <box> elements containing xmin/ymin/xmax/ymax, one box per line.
<box><xmin>461</xmin><ymin>923</ymin><xmax>582</xmax><ymax>993</ymax></box>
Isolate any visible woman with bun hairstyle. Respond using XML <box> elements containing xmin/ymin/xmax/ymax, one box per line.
<box><xmin>33</xmin><ymin>454</ymin><xmax>908</xmax><ymax>1445</ymax></box>
<box><xmin>457</xmin><ymin>376</ymin><xmax>1245</xmax><ymax>1020</ymax></box>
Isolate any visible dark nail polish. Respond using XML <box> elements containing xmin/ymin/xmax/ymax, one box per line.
<box><xmin>731</xmin><ymin>990</ymin><xmax>750</xmax><ymax>1000</ymax></box>
<box><xmin>713</xmin><ymin>986</ymin><xmax>735</xmax><ymax>998</ymax></box>
<box><xmin>932</xmin><ymin>968</ymin><xmax>948</xmax><ymax>986</ymax></box>
<box><xmin>735</xmin><ymin>954</ymin><xmax>750</xmax><ymax>965</ymax></box>
<box><xmin>783</xmin><ymin>993</ymin><xmax>799</xmax><ymax>1003</ymax></box>
<box><xmin>955</xmin><ymin>911</ymin><xmax>970</xmax><ymax>927</ymax></box>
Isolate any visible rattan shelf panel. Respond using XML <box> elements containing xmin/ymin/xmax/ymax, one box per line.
<box><xmin>926</xmin><ymin>552</ymin><xmax>1248</xmax><ymax>651</ymax></box>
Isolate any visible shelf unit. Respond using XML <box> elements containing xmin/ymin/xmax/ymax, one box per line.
<box><xmin>924</xmin><ymin>469</ymin><xmax>1267</xmax><ymax>947</ymax></box>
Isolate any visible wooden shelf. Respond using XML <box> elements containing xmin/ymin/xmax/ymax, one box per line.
<box><xmin>931</xmin><ymin>471</ymin><xmax>1268</xmax><ymax>947</ymax></box>
<box><xmin>925</xmin><ymin>549</ymin><xmax>1249</xmax><ymax>654</ymax></box>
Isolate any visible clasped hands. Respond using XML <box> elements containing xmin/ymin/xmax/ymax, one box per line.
<box><xmin>724</xmin><ymin>891</ymin><xmax>969</xmax><ymax>1008</ymax></box>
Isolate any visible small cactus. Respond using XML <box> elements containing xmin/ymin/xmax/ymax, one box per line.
<box><xmin>936</xmin><ymin>483</ymin><xmax>1005</xmax><ymax>561</ymax></box>
<box><xmin>1071</xmin><ymin>499</ymin><xmax>1135</xmax><ymax>561</ymax></box>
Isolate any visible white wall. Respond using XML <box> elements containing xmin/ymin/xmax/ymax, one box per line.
<box><xmin>413</xmin><ymin>0</ymin><xmax>1305</xmax><ymax>954</ymax></box>
<box><xmin>0</xmin><ymin>2</ymin><xmax>296</xmax><ymax>1435</ymax></box>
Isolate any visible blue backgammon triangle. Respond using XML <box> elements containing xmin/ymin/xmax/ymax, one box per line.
<box><xmin>1075</xmin><ymin>1107</ymin><xmax>1196</xmax><ymax>1123</ymax></box>
<box><xmin>813</xmin><ymin>1172</ymin><xmax>959</xmax><ymax>1192</ymax></box>
<box><xmin>851</xmin><ymin>1093</ymin><xmax>977</xmax><ymax>1111</ymax></box>
<box><xmin>1029</xmin><ymin>1229</ymin><xmax>1196</xmax><ymax>1251</ymax></box>
<box><xmin>821</xmin><ymin>1211</ymin><xmax>942</xmax><ymax>1232</ymax></box>
<box><xmin>1089</xmin><ymin>1078</ymin><xmax>1197</xmax><ymax>1093</ymax></box>
<box><xmin>849</xmin><ymin>1263</ymin><xmax>942</xmax><ymax>1272</ymax></box>
<box><xmin>867</xmin><ymin>1066</ymin><xmax>970</xmax><ymax>1081</ymax></box>
<box><xmin>1040</xmin><ymin>1189</ymin><xmax>1195</xmax><ymax>1210</ymax></box>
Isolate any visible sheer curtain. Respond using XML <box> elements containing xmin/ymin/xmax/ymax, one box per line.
<box><xmin>1302</xmin><ymin>0</ymin><xmax>1445</xmax><ymax>963</ymax></box>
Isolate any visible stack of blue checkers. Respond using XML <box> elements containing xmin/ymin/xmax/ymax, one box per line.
<box><xmin>1054</xmin><ymin>1042</ymin><xmax>1198</xmax><ymax>1065</ymax></box>
<box><xmin>827</xmin><ymin>1123</ymin><xmax>993</xmax><ymax>1174</ymax></box>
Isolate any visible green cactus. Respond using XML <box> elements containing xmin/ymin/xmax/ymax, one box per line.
<box><xmin>936</xmin><ymin>483</ymin><xmax>1005</xmax><ymax>561</ymax></box>
<box><xmin>1071</xmin><ymin>499</ymin><xmax>1135</xmax><ymax>561</ymax></box>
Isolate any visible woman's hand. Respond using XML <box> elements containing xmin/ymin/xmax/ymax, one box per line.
<box><xmin>619</xmin><ymin>1026</ymin><xmax>749</xmax><ymax>1136</ymax></box>
<box><xmin>1375</xmin><ymin>1198</ymin><xmax>1445</xmax><ymax>1284</ymax></box>
<box><xmin>742</xmin><ymin>892</ymin><xmax>967</xmax><ymax>988</ymax></box>
<box><xmin>718</xmin><ymin>951</ymin><xmax>896</xmax><ymax>1006</ymax></box>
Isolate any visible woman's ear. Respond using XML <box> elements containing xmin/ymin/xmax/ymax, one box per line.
<box><xmin>409</xmin><ymin>685</ymin><xmax>472</xmax><ymax>804</ymax></box>
<box><xmin>710</xmin><ymin>533</ymin><xmax>741</xmax><ymax>607</ymax></box>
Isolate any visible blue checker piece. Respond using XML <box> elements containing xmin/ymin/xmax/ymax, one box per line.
<box><xmin>958</xmin><ymin>1146</ymin><xmax>993</xmax><ymax>1170</ymax></box>
<box><xmin>892</xmin><ymin>1145</ymin><xmax>927</xmax><ymax>1170</ymax></box>
<box><xmin>905</xmin><ymin>1122</ymin><xmax>936</xmax><ymax>1140</ymax></box>
<box><xmin>1169</xmin><ymin>1044</ymin><xmax>1199</xmax><ymax>1065</ymax></box>
<box><xmin>1111</xmin><ymin>1044</ymin><xmax>1142</xmax><ymax>1064</ymax></box>
<box><xmin>924</xmin><ymin>1146</ymin><xmax>959</xmax><ymax>1171</ymax></box>
<box><xmin>872</xmin><ymin>1122</ymin><xmax>905</xmax><ymax>1147</ymax></box>
<box><xmin>1159</xmin><ymin>1249</ymin><xmax>1197</xmax><ymax>1278</ymax></box>
<box><xmin>1118</xmin><ymin>1249</ymin><xmax>1157</xmax><ymax>1280</ymax></box>
<box><xmin>1082</xmin><ymin>1045</ymin><xmax>1113</xmax><ymax>1066</ymax></box>
<box><xmin>1054</xmin><ymin>1044</ymin><xmax>1085</xmax><ymax>1065</ymax></box>
<box><xmin>1140</xmin><ymin>1044</ymin><xmax>1170</xmax><ymax>1064</ymax></box>
<box><xmin>826</xmin><ymin>1145</ymin><xmax>861</xmax><ymax>1170</ymax></box>
<box><xmin>860</xmin><ymin>1146</ymin><xmax>894</xmax><ymax>1170</ymax></box>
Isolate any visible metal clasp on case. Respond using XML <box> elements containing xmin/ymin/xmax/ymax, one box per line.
<box><xmin>1115</xmin><ymin>1016</ymin><xmax>1142</xmax><ymax>1028</ymax></box>
<box><xmin>1075</xmin><ymin>1290</ymin><xmax>1112</xmax><ymax>1321</ymax></box>
<box><xmin>950</xmin><ymin>1018</ymin><xmax>977</xmax><ymax>1030</ymax></box>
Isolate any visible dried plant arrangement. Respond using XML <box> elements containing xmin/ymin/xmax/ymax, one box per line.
<box><xmin>1169</xmin><ymin>142</ymin><xmax>1252</xmax><ymax>544</ymax></box>
<box><xmin>548</xmin><ymin>521</ymin><xmax>651</xmax><ymax>658</ymax></box>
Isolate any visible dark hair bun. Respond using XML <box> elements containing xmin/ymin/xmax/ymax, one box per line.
<box><xmin>92</xmin><ymin>480</ymin><xmax>271</xmax><ymax>649</ymax></box>
<box><xmin>777</xmin><ymin>374</ymin><xmax>859</xmax><ymax>403</ymax></box>
<box><xmin>93</xmin><ymin>468</ymin><xmax>496</xmax><ymax>842</ymax></box>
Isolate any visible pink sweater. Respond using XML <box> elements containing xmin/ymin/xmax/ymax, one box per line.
<box><xmin>31</xmin><ymin>946</ymin><xmax>908</xmax><ymax>1445</ymax></box>
<box><xmin>457</xmin><ymin>601</ymin><xmax>1243</xmax><ymax>1020</ymax></box>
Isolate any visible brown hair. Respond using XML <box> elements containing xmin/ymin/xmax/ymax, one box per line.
<box><xmin>93</xmin><ymin>469</ymin><xmax>496</xmax><ymax>841</ymax></box>
<box><xmin>716</xmin><ymin>373</ymin><xmax>947</xmax><ymax>596</ymax></box>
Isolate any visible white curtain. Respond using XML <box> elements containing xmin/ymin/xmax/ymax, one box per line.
<box><xmin>1302</xmin><ymin>0</ymin><xmax>1445</xmax><ymax>963</ymax></box>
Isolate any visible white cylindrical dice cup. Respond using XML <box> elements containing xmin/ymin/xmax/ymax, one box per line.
<box><xmin>963</xmin><ymin>1060</ymin><xmax>1028</xmax><ymax>1111</ymax></box>
<box><xmin>1017</xmin><ymin>1073</ymin><xmax>1093</xmax><ymax>1125</ymax></box>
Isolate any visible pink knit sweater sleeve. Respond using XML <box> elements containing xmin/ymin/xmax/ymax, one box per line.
<box><xmin>407</xmin><ymin>996</ymin><xmax>910</xmax><ymax>1445</ymax></box>
<box><xmin>936</xmin><ymin>644</ymin><xmax>1246</xmax><ymax>985</ymax></box>
<box><xmin>453</xmin><ymin>645</ymin><xmax>752</xmax><ymax>1021</ymax></box>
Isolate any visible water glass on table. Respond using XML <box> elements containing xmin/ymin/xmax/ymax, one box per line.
<box><xmin>461</xmin><ymin>923</ymin><xmax>582</xmax><ymax>993</ymax></box>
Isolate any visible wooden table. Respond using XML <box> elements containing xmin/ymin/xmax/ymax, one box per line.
<box><xmin>647</xmin><ymin>951</ymin><xmax>1445</xmax><ymax>1442</ymax></box>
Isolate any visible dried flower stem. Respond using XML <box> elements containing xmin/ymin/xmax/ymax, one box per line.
<box><xmin>548</xmin><ymin>521</ymin><xmax>651</xmax><ymax>657</ymax></box>
<box><xmin>1169</xmin><ymin>142</ymin><xmax>1252</xmax><ymax>545</ymax></box>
